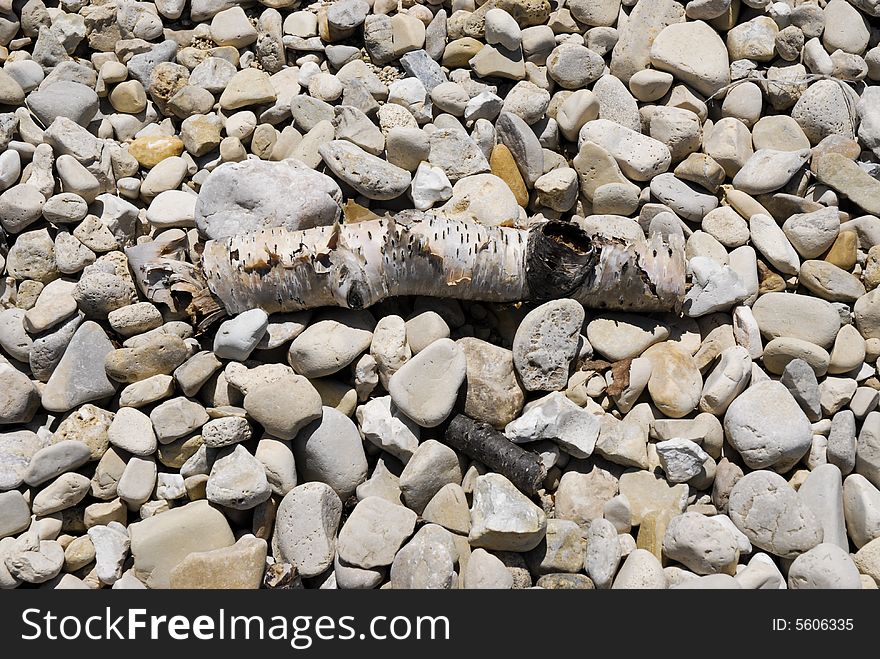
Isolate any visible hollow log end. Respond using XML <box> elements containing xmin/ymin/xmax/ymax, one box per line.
<box><xmin>525</xmin><ymin>221</ymin><xmax>597</xmax><ymax>302</ymax></box>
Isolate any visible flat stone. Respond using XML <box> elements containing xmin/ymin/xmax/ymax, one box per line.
<box><xmin>732</xmin><ymin>149</ymin><xmax>811</xmax><ymax>195</ymax></box>
<box><xmin>169</xmin><ymin>535</ymin><xmax>267</xmax><ymax>589</ymax></box>
<box><xmin>788</xmin><ymin>542</ymin><xmax>862</xmax><ymax>589</ymax></box>
<box><xmin>579</xmin><ymin>119</ymin><xmax>672</xmax><ymax>181</ymax></box>
<box><xmin>104</xmin><ymin>334</ymin><xmax>189</xmax><ymax>384</ymax></box>
<box><xmin>337</xmin><ymin>496</ymin><xmax>417</xmax><ymax>569</ymax></box>
<box><xmin>815</xmin><ymin>153</ymin><xmax>880</xmax><ymax>216</ymax></box>
<box><xmin>505</xmin><ymin>392</ymin><xmax>600</xmax><ymax>458</ymax></box>
<box><xmin>388</xmin><ymin>338</ymin><xmax>466</xmax><ymax>427</ymax></box>
<box><xmin>40</xmin><ymin>321</ymin><xmax>117</xmax><ymax>413</ymax></box>
<box><xmin>752</xmin><ymin>292</ymin><xmax>841</xmax><ymax>349</ymax></box>
<box><xmin>128</xmin><ymin>500</ymin><xmax>235</xmax><ymax>589</ymax></box>
<box><xmin>24</xmin><ymin>441</ymin><xmax>92</xmax><ymax>487</ymax></box>
<box><xmin>319</xmin><ymin>140</ymin><xmax>412</xmax><ymax>200</ymax></box>
<box><xmin>287</xmin><ymin>311</ymin><xmax>374</xmax><ymax>378</ymax></box>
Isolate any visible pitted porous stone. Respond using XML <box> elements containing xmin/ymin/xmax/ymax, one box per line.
<box><xmin>512</xmin><ymin>300</ymin><xmax>584</xmax><ymax>392</ymax></box>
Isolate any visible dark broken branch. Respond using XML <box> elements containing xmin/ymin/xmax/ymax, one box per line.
<box><xmin>443</xmin><ymin>414</ymin><xmax>547</xmax><ymax>496</ymax></box>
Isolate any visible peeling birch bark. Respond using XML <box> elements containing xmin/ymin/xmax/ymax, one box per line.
<box><xmin>127</xmin><ymin>211</ymin><xmax>686</xmax><ymax>324</ymax></box>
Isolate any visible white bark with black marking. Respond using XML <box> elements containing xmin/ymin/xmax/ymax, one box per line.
<box><xmin>127</xmin><ymin>211</ymin><xmax>686</xmax><ymax>322</ymax></box>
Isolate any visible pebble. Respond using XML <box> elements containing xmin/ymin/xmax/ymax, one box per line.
<box><xmin>458</xmin><ymin>337</ymin><xmax>524</xmax><ymax>428</ymax></box>
<box><xmin>788</xmin><ymin>543</ymin><xmax>862</xmax><ymax>589</ymax></box>
<box><xmin>506</xmin><ymin>392</ymin><xmax>600</xmax><ymax>458</ymax></box>
<box><xmin>513</xmin><ymin>300</ymin><xmax>584</xmax><ymax>392</ymax></box>
<box><xmin>798</xmin><ymin>463</ymin><xmax>848</xmax><ymax>550</ymax></box>
<box><xmin>274</xmin><ymin>483</ymin><xmax>341</xmax><ymax>578</ymax></box>
<box><xmin>357</xmin><ymin>396</ymin><xmax>419</xmax><ymax>463</ymax></box>
<box><xmin>128</xmin><ymin>500</ymin><xmax>234</xmax><ymax>589</ymax></box>
<box><xmin>288</xmin><ymin>311</ymin><xmax>374</xmax><ymax>378</ymax></box>
<box><xmin>728</xmin><ymin>470</ymin><xmax>823</xmax><ymax>558</ymax></box>
<box><xmin>579</xmin><ymin>119</ymin><xmax>671</xmax><ymax>181</ymax></box>
<box><xmin>169</xmin><ymin>535</ymin><xmax>266</xmax><ymax>589</ymax></box>
<box><xmin>206</xmin><ymin>445</ymin><xmax>271</xmax><ymax>510</ymax></box>
<box><xmin>656</xmin><ymin>439</ymin><xmax>710</xmax><ymax>484</ymax></box>
<box><xmin>399</xmin><ymin>440</ymin><xmax>462</xmax><ymax>513</ymax></box>
<box><xmin>752</xmin><ymin>292</ymin><xmax>841</xmax><ymax>349</ymax></box>
<box><xmin>391</xmin><ymin>525</ymin><xmax>457</xmax><ymax>589</ymax></box>
<box><xmin>469</xmin><ymin>473</ymin><xmax>547</xmax><ymax>552</ymax></box>
<box><xmin>87</xmin><ymin>522</ymin><xmax>130</xmax><ymax>585</ymax></box>
<box><xmin>388</xmin><ymin>337</ymin><xmax>466</xmax><ymax>427</ymax></box>
<box><xmin>724</xmin><ymin>380</ymin><xmax>813</xmax><ymax>471</ymax></box>
<box><xmin>463</xmin><ymin>548</ymin><xmax>514</xmax><ymax>589</ymax></box>
<box><xmin>663</xmin><ymin>512</ymin><xmax>739</xmax><ymax>574</ymax></box>
<box><xmin>293</xmin><ymin>407</ymin><xmax>368</xmax><ymax>500</ymax></box>
<box><xmin>611</xmin><ymin>549</ymin><xmax>667</xmax><ymax>589</ymax></box>
<box><xmin>337</xmin><ymin>496</ymin><xmax>417</xmax><ymax>569</ymax></box>
<box><xmin>195</xmin><ymin>159</ymin><xmax>341</xmax><ymax>240</ymax></box>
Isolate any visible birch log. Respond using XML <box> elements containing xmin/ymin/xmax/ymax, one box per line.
<box><xmin>126</xmin><ymin>211</ymin><xmax>686</xmax><ymax>323</ymax></box>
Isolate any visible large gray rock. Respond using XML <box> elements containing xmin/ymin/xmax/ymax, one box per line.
<box><xmin>292</xmin><ymin>407</ymin><xmax>368</xmax><ymax>500</ymax></box>
<box><xmin>195</xmin><ymin>159</ymin><xmax>342</xmax><ymax>240</ymax></box>
<box><xmin>724</xmin><ymin>380</ymin><xmax>814</xmax><ymax>472</ymax></box>
<box><xmin>728</xmin><ymin>470</ymin><xmax>824</xmax><ymax>558</ymax></box>
<box><xmin>27</xmin><ymin>81</ymin><xmax>99</xmax><ymax>127</ymax></box>
<box><xmin>41</xmin><ymin>321</ymin><xmax>118</xmax><ymax>413</ymax></box>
